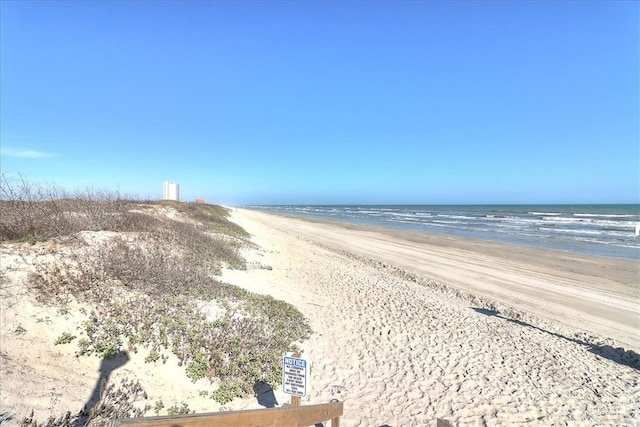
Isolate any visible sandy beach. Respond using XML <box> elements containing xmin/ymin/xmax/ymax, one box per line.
<box><xmin>1</xmin><ymin>206</ymin><xmax>639</xmax><ymax>426</ymax></box>
<box><xmin>221</xmin><ymin>208</ymin><xmax>640</xmax><ymax>426</ymax></box>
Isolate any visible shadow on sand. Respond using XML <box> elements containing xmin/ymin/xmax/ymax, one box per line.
<box><xmin>17</xmin><ymin>351</ymin><xmax>131</xmax><ymax>426</ymax></box>
<box><xmin>471</xmin><ymin>307</ymin><xmax>640</xmax><ymax>371</ymax></box>
<box><xmin>253</xmin><ymin>380</ymin><xmax>279</xmax><ymax>408</ymax></box>
<box><xmin>0</xmin><ymin>413</ymin><xmax>14</xmax><ymax>424</ymax></box>
<box><xmin>74</xmin><ymin>351</ymin><xmax>131</xmax><ymax>425</ymax></box>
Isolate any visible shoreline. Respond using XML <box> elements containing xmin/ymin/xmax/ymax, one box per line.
<box><xmin>222</xmin><ymin>208</ymin><xmax>640</xmax><ymax>425</ymax></box>
<box><xmin>251</xmin><ymin>207</ymin><xmax>639</xmax><ymax>267</ymax></box>
<box><xmin>245</xmin><ymin>205</ymin><xmax>640</xmax><ymax>262</ymax></box>
<box><xmin>231</xmin><ymin>208</ymin><xmax>639</xmax><ymax>352</ymax></box>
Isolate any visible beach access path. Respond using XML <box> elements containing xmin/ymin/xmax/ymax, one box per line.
<box><xmin>221</xmin><ymin>208</ymin><xmax>640</xmax><ymax>426</ymax></box>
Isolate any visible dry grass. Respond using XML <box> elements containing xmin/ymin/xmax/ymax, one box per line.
<box><xmin>0</xmin><ymin>173</ymin><xmax>134</xmax><ymax>242</ymax></box>
<box><xmin>1</xmin><ymin>175</ymin><xmax>311</xmax><ymax>425</ymax></box>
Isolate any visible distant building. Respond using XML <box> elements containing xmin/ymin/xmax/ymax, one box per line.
<box><xmin>163</xmin><ymin>181</ymin><xmax>180</xmax><ymax>201</ymax></box>
<box><xmin>195</xmin><ymin>198</ymin><xmax>205</xmax><ymax>204</ymax></box>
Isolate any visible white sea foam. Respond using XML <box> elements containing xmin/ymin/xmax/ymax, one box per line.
<box><xmin>574</xmin><ymin>213</ymin><xmax>634</xmax><ymax>218</ymax></box>
<box><xmin>250</xmin><ymin>205</ymin><xmax>640</xmax><ymax>259</ymax></box>
<box><xmin>529</xmin><ymin>211</ymin><xmax>562</xmax><ymax>216</ymax></box>
<box><xmin>539</xmin><ymin>227</ymin><xmax>608</xmax><ymax>236</ymax></box>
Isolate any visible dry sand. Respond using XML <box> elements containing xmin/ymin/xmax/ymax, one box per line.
<box><xmin>1</xmin><ymin>207</ymin><xmax>639</xmax><ymax>426</ymax></box>
<box><xmin>220</xmin><ymin>208</ymin><xmax>640</xmax><ymax>426</ymax></box>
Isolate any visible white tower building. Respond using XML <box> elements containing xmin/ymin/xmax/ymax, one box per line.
<box><xmin>163</xmin><ymin>181</ymin><xmax>180</xmax><ymax>201</ymax></box>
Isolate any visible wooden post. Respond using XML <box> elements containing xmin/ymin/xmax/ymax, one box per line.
<box><xmin>291</xmin><ymin>351</ymin><xmax>302</xmax><ymax>406</ymax></box>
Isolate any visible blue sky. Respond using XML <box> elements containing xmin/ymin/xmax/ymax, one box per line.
<box><xmin>1</xmin><ymin>1</ymin><xmax>638</xmax><ymax>205</ymax></box>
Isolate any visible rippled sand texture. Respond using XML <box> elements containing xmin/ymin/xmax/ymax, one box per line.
<box><xmin>222</xmin><ymin>209</ymin><xmax>640</xmax><ymax>426</ymax></box>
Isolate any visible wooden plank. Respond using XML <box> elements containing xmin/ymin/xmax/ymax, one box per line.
<box><xmin>291</xmin><ymin>395</ymin><xmax>301</xmax><ymax>407</ymax></box>
<box><xmin>119</xmin><ymin>401</ymin><xmax>343</xmax><ymax>427</ymax></box>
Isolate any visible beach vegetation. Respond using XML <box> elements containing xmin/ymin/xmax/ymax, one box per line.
<box><xmin>20</xmin><ymin>377</ymin><xmax>149</xmax><ymax>426</ymax></box>
<box><xmin>211</xmin><ymin>380</ymin><xmax>248</xmax><ymax>405</ymax></box>
<box><xmin>53</xmin><ymin>332</ymin><xmax>76</xmax><ymax>345</ymax></box>
<box><xmin>3</xmin><ymin>175</ymin><xmax>312</xmax><ymax>423</ymax></box>
<box><xmin>153</xmin><ymin>400</ymin><xmax>164</xmax><ymax>415</ymax></box>
<box><xmin>144</xmin><ymin>349</ymin><xmax>160</xmax><ymax>363</ymax></box>
<box><xmin>0</xmin><ymin>172</ymin><xmax>132</xmax><ymax>242</ymax></box>
<box><xmin>166</xmin><ymin>403</ymin><xmax>191</xmax><ymax>416</ymax></box>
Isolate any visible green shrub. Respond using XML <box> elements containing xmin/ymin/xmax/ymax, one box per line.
<box><xmin>166</xmin><ymin>403</ymin><xmax>190</xmax><ymax>416</ymax></box>
<box><xmin>185</xmin><ymin>352</ymin><xmax>210</xmax><ymax>383</ymax></box>
<box><xmin>211</xmin><ymin>380</ymin><xmax>248</xmax><ymax>404</ymax></box>
<box><xmin>145</xmin><ymin>349</ymin><xmax>160</xmax><ymax>363</ymax></box>
<box><xmin>153</xmin><ymin>400</ymin><xmax>164</xmax><ymax>415</ymax></box>
<box><xmin>54</xmin><ymin>332</ymin><xmax>76</xmax><ymax>345</ymax></box>
<box><xmin>94</xmin><ymin>341</ymin><xmax>120</xmax><ymax>359</ymax></box>
<box><xmin>76</xmin><ymin>338</ymin><xmax>91</xmax><ymax>356</ymax></box>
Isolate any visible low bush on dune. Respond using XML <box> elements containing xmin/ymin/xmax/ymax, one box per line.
<box><xmin>0</xmin><ymin>173</ymin><xmax>132</xmax><ymax>242</ymax></box>
<box><xmin>0</xmin><ymin>174</ymin><xmax>311</xmax><ymax>425</ymax></box>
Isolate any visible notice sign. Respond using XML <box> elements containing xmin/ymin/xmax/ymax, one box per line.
<box><xmin>282</xmin><ymin>355</ymin><xmax>309</xmax><ymax>397</ymax></box>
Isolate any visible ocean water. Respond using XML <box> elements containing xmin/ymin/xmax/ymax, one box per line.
<box><xmin>248</xmin><ymin>204</ymin><xmax>640</xmax><ymax>261</ymax></box>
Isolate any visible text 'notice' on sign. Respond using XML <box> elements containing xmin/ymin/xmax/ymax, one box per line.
<box><xmin>282</xmin><ymin>356</ymin><xmax>309</xmax><ymax>397</ymax></box>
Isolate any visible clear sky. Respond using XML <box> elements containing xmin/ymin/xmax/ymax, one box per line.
<box><xmin>1</xmin><ymin>1</ymin><xmax>638</xmax><ymax>205</ymax></box>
